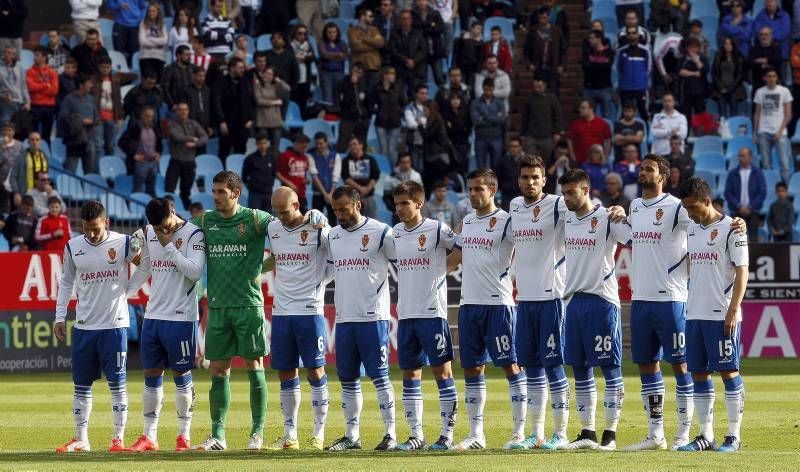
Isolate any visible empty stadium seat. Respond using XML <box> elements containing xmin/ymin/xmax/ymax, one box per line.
<box><xmin>159</xmin><ymin>154</ymin><xmax>171</xmax><ymax>175</ymax></box>
<box><xmin>195</xmin><ymin>154</ymin><xmax>224</xmax><ymax>184</ymax></box>
<box><xmin>256</xmin><ymin>34</ymin><xmax>272</xmax><ymax>50</ymax></box>
<box><xmin>303</xmin><ymin>119</ymin><xmax>335</xmax><ymax>142</ymax></box>
<box><xmin>190</xmin><ymin>192</ymin><xmax>215</xmax><ymax>210</ymax></box>
<box><xmin>226</xmin><ymin>153</ymin><xmax>246</xmax><ymax>174</ymax></box>
<box><xmin>693</xmin><ymin>136</ymin><xmax>723</xmax><ymax>155</ymax></box>
<box><xmin>82</xmin><ymin>173</ymin><xmax>110</xmax><ymax>200</ymax></box>
<box><xmin>724</xmin><ymin>116</ymin><xmax>753</xmax><ymax>140</ymax></box>
<box><xmin>99</xmin><ymin>156</ymin><xmax>127</xmax><ymax>179</ymax></box>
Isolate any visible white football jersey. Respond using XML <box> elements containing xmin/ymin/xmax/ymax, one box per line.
<box><xmin>686</xmin><ymin>215</ymin><xmax>748</xmax><ymax>321</ymax></box>
<box><xmin>127</xmin><ymin>222</ymin><xmax>206</xmax><ymax>321</ymax></box>
<box><xmin>392</xmin><ymin>218</ymin><xmax>457</xmax><ymax>319</ymax></box>
<box><xmin>55</xmin><ymin>231</ymin><xmax>133</xmax><ymax>329</ymax></box>
<box><xmin>509</xmin><ymin>194</ymin><xmax>567</xmax><ymax>301</ymax></box>
<box><xmin>268</xmin><ymin>221</ymin><xmax>330</xmax><ymax>316</ymax></box>
<box><xmin>563</xmin><ymin>205</ymin><xmax>631</xmax><ymax>307</ymax></box>
<box><xmin>326</xmin><ymin>217</ymin><xmax>395</xmax><ymax>322</ymax></box>
<box><xmin>627</xmin><ymin>194</ymin><xmax>692</xmax><ymax>302</ymax></box>
<box><xmin>456</xmin><ymin>209</ymin><xmax>515</xmax><ymax>306</ymax></box>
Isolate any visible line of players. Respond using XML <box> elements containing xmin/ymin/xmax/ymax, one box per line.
<box><xmin>53</xmin><ymin>153</ymin><xmax>748</xmax><ymax>454</ymax></box>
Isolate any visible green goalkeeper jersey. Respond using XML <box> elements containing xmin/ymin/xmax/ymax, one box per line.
<box><xmin>193</xmin><ymin>206</ymin><xmax>274</xmax><ymax>308</ymax></box>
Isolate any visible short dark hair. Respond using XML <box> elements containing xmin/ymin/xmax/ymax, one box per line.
<box><xmin>253</xmin><ymin>50</ymin><xmax>268</xmax><ymax>61</ymax></box>
<box><xmin>397</xmin><ymin>151</ymin><xmax>412</xmax><ymax>162</ymax></box>
<box><xmin>414</xmin><ymin>83</ymin><xmax>428</xmax><ymax>94</ymax></box>
<box><xmin>776</xmin><ymin>181</ymin><xmax>787</xmax><ymax>191</ymax></box>
<box><xmin>212</xmin><ymin>170</ymin><xmax>243</xmax><ymax>192</ymax></box>
<box><xmin>518</xmin><ymin>155</ymin><xmax>546</xmax><ymax>175</ymax></box>
<box><xmin>678</xmin><ymin>177</ymin><xmax>713</xmax><ymax>201</ymax></box>
<box><xmin>763</xmin><ymin>65</ymin><xmax>778</xmax><ymax>76</ymax></box>
<box><xmin>142</xmin><ymin>69</ymin><xmax>158</xmax><ymax>80</ymax></box>
<box><xmin>145</xmin><ymin>197</ymin><xmax>174</xmax><ymax>226</ymax></box>
<box><xmin>255</xmin><ymin>131</ymin><xmax>269</xmax><ymax>142</ymax></box>
<box><xmin>80</xmin><ymin>200</ymin><xmax>106</xmax><ymax>221</ymax></box>
<box><xmin>433</xmin><ymin>180</ymin><xmax>448</xmax><ymax>191</ymax></box>
<box><xmin>47</xmin><ymin>196</ymin><xmax>62</xmax><ymax>206</ymax></box>
<box><xmin>76</xmin><ymin>73</ymin><xmax>93</xmax><ymax>87</ymax></box>
<box><xmin>228</xmin><ymin>56</ymin><xmax>245</xmax><ymax>69</ymax></box>
<box><xmin>33</xmin><ymin>45</ymin><xmax>48</xmax><ymax>56</ymax></box>
<box><xmin>642</xmin><ymin>154</ymin><xmax>670</xmax><ymax>179</ymax></box>
<box><xmin>314</xmin><ymin>131</ymin><xmax>328</xmax><ymax>142</ymax></box>
<box><xmin>189</xmin><ymin>202</ymin><xmax>204</xmax><ymax>212</ymax></box>
<box><xmin>86</xmin><ymin>28</ymin><xmax>99</xmax><ymax>37</ymax></box>
<box><xmin>21</xmin><ymin>195</ymin><xmax>35</xmax><ymax>207</ymax></box>
<box><xmin>482</xmin><ymin>77</ymin><xmax>495</xmax><ymax>88</ymax></box>
<box><xmin>557</xmin><ymin>168</ymin><xmax>589</xmax><ymax>186</ymax></box>
<box><xmin>294</xmin><ymin>133</ymin><xmax>310</xmax><ymax>144</ymax></box>
<box><xmin>467</xmin><ymin>168</ymin><xmax>498</xmax><ymax>188</ymax></box>
<box><xmin>97</xmin><ymin>56</ymin><xmax>111</xmax><ymax>65</ymax></box>
<box><xmin>175</xmin><ymin>44</ymin><xmax>191</xmax><ymax>56</ymax></box>
<box><xmin>622</xmin><ymin>100</ymin><xmax>636</xmax><ymax>110</ymax></box>
<box><xmin>393</xmin><ymin>180</ymin><xmax>425</xmax><ymax>203</ymax></box>
<box><xmin>332</xmin><ymin>185</ymin><xmax>361</xmax><ymax>202</ymax></box>
<box><xmin>508</xmin><ymin>137</ymin><xmax>522</xmax><ymax>147</ymax></box>
<box><xmin>491</xmin><ymin>25</ymin><xmax>501</xmax><ymax>32</ymax></box>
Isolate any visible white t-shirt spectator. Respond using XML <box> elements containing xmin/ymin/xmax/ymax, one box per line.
<box><xmin>754</xmin><ymin>84</ymin><xmax>793</xmax><ymax>134</ymax></box>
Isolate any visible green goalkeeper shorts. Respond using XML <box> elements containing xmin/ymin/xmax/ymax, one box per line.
<box><xmin>205</xmin><ymin>306</ymin><xmax>268</xmax><ymax>361</ymax></box>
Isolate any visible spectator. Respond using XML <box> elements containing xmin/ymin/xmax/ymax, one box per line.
<box><xmin>665</xmin><ymin>163</ymin><xmax>683</xmax><ymax>196</ymax></box>
<box><xmin>566</xmin><ymin>98</ymin><xmax>611</xmax><ymax>163</ymax></box>
<box><xmin>600</xmin><ymin>171</ymin><xmax>631</xmax><ymax>211</ymax></box>
<box><xmin>524</xmin><ymin>5</ymin><xmax>566</xmax><ymax>95</ymax></box>
<box><xmin>617</xmin><ymin>9</ymin><xmax>650</xmax><ymax>46</ymax></box>
<box><xmin>767</xmin><ymin>181</ymin><xmax>795</xmax><ymax>241</ymax></box>
<box><xmin>475</xmin><ymin>54</ymin><xmax>511</xmax><ymax>112</ymax></box>
<box><xmin>582</xmin><ymin>30</ymin><xmax>615</xmax><ymax>119</ymax></box>
<box><xmin>712</xmin><ymin>37</ymin><xmax>748</xmax><ymax>118</ymax></box>
<box><xmin>0</xmin><ymin>121</ymin><xmax>22</xmax><ymax>211</ymax></box>
<box><xmin>167</xmin><ymin>102</ymin><xmax>208</xmax><ymax>208</ymax></box>
<box><xmin>725</xmin><ymin>147</ymin><xmax>767</xmax><ymax>241</ymax></box>
<box><xmin>309</xmin><ymin>131</ymin><xmax>341</xmax><ymax>224</ymax></box>
<box><xmin>2</xmin><ymin>194</ymin><xmax>36</xmax><ymax>250</ymax></box>
<box><xmin>238</xmin><ymin>0</ymin><xmax>260</xmax><ymax>36</ymax></box>
<box><xmin>678</xmin><ymin>37</ymin><xmax>709</xmax><ymax>122</ymax></box>
<box><xmin>581</xmin><ymin>20</ymin><xmax>608</xmax><ymax>60</ymax></box>
<box><xmin>57</xmin><ymin>58</ymin><xmax>78</xmax><ymax>114</ymax></box>
<box><xmin>617</xmin><ymin>26</ymin><xmax>651</xmax><ymax>121</ymax></box>
<box><xmin>495</xmin><ymin>137</ymin><xmax>524</xmax><ymax>210</ymax></box>
<box><xmin>179</xmin><ymin>65</ymin><xmax>217</xmax><ymax>147</ymax></box>
<box><xmin>26</xmin><ymin>171</ymin><xmax>62</xmax><ymax>218</ymax></box>
<box><xmin>749</xmin><ymin>26</ymin><xmax>784</xmax><ymax>94</ymax></box>
<box><xmin>341</xmin><ymin>135</ymin><xmax>380</xmax><ymax>217</ymax></box>
<box><xmin>653</xmin><ymin>31</ymin><xmax>682</xmax><ymax>98</ymax></box>
<box><xmin>264</xmin><ymin>31</ymin><xmax>298</xmax><ymax>91</ymax></box>
<box><xmin>422</xmin><ymin>179</ymin><xmax>459</xmax><ymax>231</ymax></box>
<box><xmin>0</xmin><ymin>46</ymin><xmax>30</xmax><ymax>126</ymax></box>
<box><xmin>229</xmin><ymin>35</ymin><xmax>252</xmax><ymax>66</ymax></box>
<box><xmin>389</xmin><ymin>9</ymin><xmax>427</xmax><ymax>100</ymax></box>
<box><xmin>615</xmin><ymin>0</ymin><xmax>645</xmax><ymax>29</ymax></box>
<box><xmin>296</xmin><ymin>0</ymin><xmax>324</xmax><ymax>41</ymax></box>
<box><xmin>290</xmin><ymin>24</ymin><xmax>316</xmax><ymax>113</ymax></box>
<box><xmin>721</xmin><ymin>0</ymin><xmax>754</xmax><ymax>56</ymax></box>
<box><xmin>46</xmin><ymin>31</ymin><xmax>72</xmax><ymax>73</ymax></box>
<box><xmin>70</xmin><ymin>28</ymin><xmax>110</xmax><ymax>76</ymax></box>
<box><xmin>582</xmin><ymin>144</ymin><xmax>609</xmax><ymax>197</ymax></box>
<box><xmin>162</xmin><ymin>45</ymin><xmax>194</xmax><ymax>111</ymax></box>
<box><xmin>123</xmin><ymin>71</ymin><xmax>163</xmax><ymax>125</ymax></box>
<box><xmin>277</xmin><ymin>134</ymin><xmax>311</xmax><ymax>212</ymax></box>
<box><xmin>26</xmin><ymin>46</ymin><xmax>59</xmax><ymax>145</ymax></box>
<box><xmin>201</xmin><ymin>0</ymin><xmax>235</xmax><ymax>61</ymax></box>
<box><xmin>69</xmin><ymin>0</ymin><xmax>102</xmax><ymax>43</ymax></box>
<box><xmin>453</xmin><ymin>20</ymin><xmax>484</xmax><ymax>91</ymax></box>
<box><xmin>107</xmin><ymin>0</ymin><xmax>147</xmax><ymax>66</ymax></box>
<box><xmin>542</xmin><ymin>0</ymin><xmax>571</xmax><ymax>44</ymax></box>
<box><xmin>93</xmin><ymin>57</ymin><xmax>134</xmax><ymax>157</ymax></box>
<box><xmin>241</xmin><ymin>132</ymin><xmax>276</xmax><ymax>212</ymax></box>
<box><xmin>350</xmin><ymin>7</ymin><xmax>386</xmax><ymax>92</ymax></box>
<box><xmin>418</xmin><ymin>102</ymin><xmax>451</xmax><ymax>195</ymax></box>
<box><xmin>413</xmin><ymin>0</ymin><xmax>447</xmax><ymax>86</ymax></box>
<box><xmin>58</xmin><ymin>74</ymin><xmax>98</xmax><ymax>174</ymax></box>
<box><xmin>686</xmin><ymin>19</ymin><xmax>712</xmax><ymax>61</ymax></box>
<box><xmin>665</xmin><ymin>134</ymin><xmax>694</xmax><ymax>178</ymax></box>
<box><xmin>11</xmin><ymin>132</ymin><xmax>48</xmax><ymax>207</ymax></box>
<box><xmin>403</xmin><ymin>82</ymin><xmax>430</xmax><ymax>168</ymax></box>
<box><xmin>522</xmin><ymin>74</ymin><xmax>562</xmax><ymax>160</ymax></box>
<box><xmin>119</xmin><ymin>106</ymin><xmax>162</xmax><ymax>195</ymax></box>
<box><xmin>481</xmin><ymin>26</ymin><xmax>512</xmax><ymax>75</ymax></box>
<box><xmin>753</xmin><ymin>0</ymin><xmax>791</xmax><ymax>60</ymax></box>
<box><xmin>435</xmin><ymin>66</ymin><xmax>473</xmax><ymax>111</ymax></box>
<box><xmin>0</xmin><ymin>0</ymin><xmax>27</xmax><ymax>56</ymax></box>
<box><xmin>382</xmin><ymin>150</ymin><xmax>423</xmax><ymax>222</ymax></box>
<box><xmin>34</xmin><ymin>196</ymin><xmax>71</xmax><ymax>252</ymax></box>
<box><xmin>139</xmin><ymin>2</ymin><xmax>168</xmax><ymax>81</ymax></box>
<box><xmin>544</xmin><ymin>141</ymin><xmax>578</xmax><ymax>195</ymax></box>
<box><xmin>370</xmin><ymin>66</ymin><xmax>405</xmax><ymax>165</ymax></box>
<box><xmin>217</xmin><ymin>57</ymin><xmax>253</xmax><ymax>161</ymax></box>
<box><xmin>754</xmin><ymin>66</ymin><xmax>793</xmax><ymax>183</ymax></box>
<box><xmin>253</xmin><ymin>63</ymin><xmax>290</xmax><ymax>149</ymax></box>
<box><xmin>432</xmin><ymin>0</ymin><xmax>458</xmax><ymax>56</ymax></box>
<box><xmin>470</xmin><ymin>77</ymin><xmax>506</xmax><ymax>169</ymax></box>
<box><xmin>319</xmin><ymin>22</ymin><xmax>349</xmax><ymax>107</ymax></box>
<box><xmin>336</xmin><ymin>62</ymin><xmax>371</xmax><ymax>153</ymax></box>
<box><xmin>441</xmin><ymin>90</ymin><xmax>471</xmax><ymax>176</ymax></box>
<box><xmin>649</xmin><ymin>0</ymin><xmax>687</xmax><ymax>34</ymax></box>
<box><xmin>190</xmin><ymin>34</ymin><xmax>224</xmax><ymax>89</ymax></box>
<box><xmin>650</xmin><ymin>93</ymin><xmax>687</xmax><ymax>155</ymax></box>
<box><xmin>613</xmin><ymin>143</ymin><xmax>641</xmax><ymax>199</ymax></box>
<box><xmin>168</xmin><ymin>8</ymin><xmax>198</xmax><ymax>55</ymax></box>
<box><xmin>613</xmin><ymin>101</ymin><xmax>644</xmax><ymax>163</ymax></box>
<box><xmin>375</xmin><ymin>0</ymin><xmax>398</xmax><ymax>66</ymax></box>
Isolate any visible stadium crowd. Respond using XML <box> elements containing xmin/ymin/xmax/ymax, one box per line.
<box><xmin>0</xmin><ymin>0</ymin><xmax>799</xmax><ymax>251</ymax></box>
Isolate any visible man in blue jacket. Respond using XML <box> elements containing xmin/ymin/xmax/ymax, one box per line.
<box><xmin>724</xmin><ymin>147</ymin><xmax>767</xmax><ymax>241</ymax></box>
<box><xmin>106</xmin><ymin>0</ymin><xmax>148</xmax><ymax>67</ymax></box>
<box><xmin>617</xmin><ymin>27</ymin><xmax>652</xmax><ymax>121</ymax></box>
<box><xmin>753</xmin><ymin>0</ymin><xmax>791</xmax><ymax>59</ymax></box>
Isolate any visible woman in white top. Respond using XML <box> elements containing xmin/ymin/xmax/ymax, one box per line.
<box><xmin>139</xmin><ymin>2</ymin><xmax>168</xmax><ymax>81</ymax></box>
<box><xmin>289</xmin><ymin>24</ymin><xmax>316</xmax><ymax>115</ymax></box>
<box><xmin>168</xmin><ymin>8</ymin><xmax>197</xmax><ymax>56</ymax></box>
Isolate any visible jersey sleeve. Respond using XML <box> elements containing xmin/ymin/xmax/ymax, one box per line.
<box><xmin>438</xmin><ymin>222</ymin><xmax>458</xmax><ymax>250</ymax></box>
<box><xmin>166</xmin><ymin>228</ymin><xmax>206</xmax><ymax>282</ymax></box>
<box><xmin>126</xmin><ymin>231</ymin><xmax>152</xmax><ymax>297</ymax></box>
<box><xmin>675</xmin><ymin>204</ymin><xmax>691</xmax><ymax>231</ymax></box>
<box><xmin>255</xmin><ymin>209</ymin><xmax>275</xmax><ymax>236</ymax></box>
<box><xmin>610</xmin><ymin>219</ymin><xmax>632</xmax><ymax>245</ymax></box>
<box><xmin>727</xmin><ymin>229</ymin><xmax>749</xmax><ymax>267</ymax></box>
<box><xmin>380</xmin><ymin>225</ymin><xmax>397</xmax><ymax>262</ymax></box>
<box><xmin>55</xmin><ymin>244</ymin><xmax>76</xmax><ymax>323</ymax></box>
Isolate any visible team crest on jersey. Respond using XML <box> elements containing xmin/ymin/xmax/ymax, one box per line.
<box><xmin>107</xmin><ymin>248</ymin><xmax>117</xmax><ymax>263</ymax></box>
<box><xmin>417</xmin><ymin>233</ymin><xmax>427</xmax><ymax>251</ymax></box>
<box><xmin>299</xmin><ymin>230</ymin><xmax>309</xmax><ymax>246</ymax></box>
<box><xmin>653</xmin><ymin>208</ymin><xmax>664</xmax><ymax>225</ymax></box>
<box><xmin>486</xmin><ymin>217</ymin><xmax>497</xmax><ymax>232</ymax></box>
<box><xmin>708</xmin><ymin>229</ymin><xmax>719</xmax><ymax>246</ymax></box>
<box><xmin>589</xmin><ymin>217</ymin><xmax>599</xmax><ymax>233</ymax></box>
<box><xmin>360</xmin><ymin>234</ymin><xmax>370</xmax><ymax>251</ymax></box>
<box><xmin>238</xmin><ymin>223</ymin><xmax>246</xmax><ymax>238</ymax></box>
<box><xmin>532</xmin><ymin>206</ymin><xmax>541</xmax><ymax>222</ymax></box>
<box><xmin>174</xmin><ymin>238</ymin><xmax>183</xmax><ymax>250</ymax></box>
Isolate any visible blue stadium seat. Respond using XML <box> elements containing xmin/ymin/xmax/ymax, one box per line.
<box><xmin>285</xmin><ymin>101</ymin><xmax>304</xmax><ymax>129</ymax></box>
<box><xmin>696</xmin><ymin>16</ymin><xmax>718</xmax><ymax>38</ymax></box>
<box><xmin>724</xmin><ymin>116</ymin><xmax>753</xmax><ymax>140</ymax></box>
<box><xmin>303</xmin><ymin>119</ymin><xmax>334</xmax><ymax>142</ymax></box>
<box><xmin>693</xmin><ymin>169</ymin><xmax>718</xmax><ymax>193</ymax></box>
<box><xmin>195</xmin><ymin>154</ymin><xmax>224</xmax><ymax>184</ymax></box>
<box><xmin>694</xmin><ymin>152</ymin><xmax>726</xmax><ymax>183</ymax></box>
<box><xmin>155</xmin><ymin>173</ymin><xmax>166</xmax><ymax>194</ymax></box>
<box><xmin>256</xmin><ymin>34</ymin><xmax>272</xmax><ymax>50</ymax></box>
<box><xmin>689</xmin><ymin>0</ymin><xmax>720</xmax><ymax>19</ymax></box>
<box><xmin>159</xmin><ymin>154</ymin><xmax>170</xmax><ymax>175</ymax></box>
<box><xmin>99</xmin><ymin>156</ymin><xmax>127</xmax><ymax>179</ymax></box>
<box><xmin>82</xmin><ymin>173</ymin><xmax>109</xmax><ymax>200</ymax></box>
<box><xmin>50</xmin><ymin>137</ymin><xmax>66</xmax><ymax>163</ymax></box>
<box><xmin>162</xmin><ymin>193</ymin><xmax>186</xmax><ymax>212</ymax></box>
<box><xmin>20</xmin><ymin>49</ymin><xmax>33</xmax><ymax>69</ymax></box>
<box><xmin>56</xmin><ymin>174</ymin><xmax>82</xmax><ymax>200</ymax></box>
<box><xmin>129</xmin><ymin>192</ymin><xmax>151</xmax><ymax>205</ymax></box>
<box><xmin>99</xmin><ymin>18</ymin><xmax>114</xmax><ymax>41</ymax></box>
<box><xmin>206</xmin><ymin>138</ymin><xmax>219</xmax><ymax>156</ymax></box>
<box><xmin>109</xmin><ymin>50</ymin><xmax>129</xmax><ymax>72</ymax></box>
<box><xmin>0</xmin><ymin>235</ymin><xmax>8</xmax><ymax>252</ymax></box>
<box><xmin>332</xmin><ymin>18</ymin><xmax>356</xmax><ymax>43</ymax></box>
<box><xmin>114</xmin><ymin>175</ymin><xmax>133</xmax><ymax>194</ymax></box>
<box><xmin>226</xmin><ymin>153</ymin><xmax>246</xmax><ymax>174</ymax></box>
<box><xmin>763</xmin><ymin>169</ymin><xmax>781</xmax><ymax>194</ymax></box>
<box><xmin>131</xmin><ymin>51</ymin><xmax>141</xmax><ymax>73</ymax></box>
<box><xmin>190</xmin><ymin>192</ymin><xmax>215</xmax><ymax>210</ymax></box>
<box><xmin>279</xmin><ymin>138</ymin><xmax>293</xmax><ymax>152</ymax></box>
<box><xmin>788</xmin><ymin>171</ymin><xmax>800</xmax><ymax>195</ymax></box>
<box><xmin>339</xmin><ymin>1</ymin><xmax>356</xmax><ymax>18</ymax></box>
<box><xmin>373</xmin><ymin>154</ymin><xmax>391</xmax><ymax>174</ymax></box>
<box><xmin>103</xmin><ymin>194</ymin><xmax>139</xmax><ymax>222</ymax></box>
<box><xmin>725</xmin><ymin>136</ymin><xmax>759</xmax><ymax>168</ymax></box>
<box><xmin>483</xmin><ymin>17</ymin><xmax>515</xmax><ymax>43</ymax></box>
<box><xmin>591</xmin><ymin>1</ymin><xmax>616</xmax><ymax>20</ymax></box>
<box><xmin>693</xmin><ymin>136</ymin><xmax>723</xmax><ymax>155</ymax></box>
<box><xmin>596</xmin><ymin>17</ymin><xmax>617</xmax><ymax>37</ymax></box>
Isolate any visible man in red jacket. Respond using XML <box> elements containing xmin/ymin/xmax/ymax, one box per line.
<box><xmin>277</xmin><ymin>134</ymin><xmax>311</xmax><ymax>213</ymax></box>
<box><xmin>482</xmin><ymin>26</ymin><xmax>512</xmax><ymax>74</ymax></box>
<box><xmin>34</xmin><ymin>196</ymin><xmax>71</xmax><ymax>252</ymax></box>
<box><xmin>26</xmin><ymin>46</ymin><xmax>59</xmax><ymax>145</ymax></box>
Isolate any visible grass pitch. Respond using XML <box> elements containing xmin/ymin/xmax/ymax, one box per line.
<box><xmin>0</xmin><ymin>359</ymin><xmax>798</xmax><ymax>471</ymax></box>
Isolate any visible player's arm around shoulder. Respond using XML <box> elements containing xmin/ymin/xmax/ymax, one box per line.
<box><xmin>608</xmin><ymin>208</ymin><xmax>632</xmax><ymax>245</ymax></box>
<box><xmin>173</xmin><ymin>222</ymin><xmax>206</xmax><ymax>282</ymax></box>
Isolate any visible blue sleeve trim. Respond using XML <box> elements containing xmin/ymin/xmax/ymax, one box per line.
<box><xmin>376</xmin><ymin>280</ymin><xmax>385</xmax><ymax>293</ymax></box>
<box><xmin>454</xmin><ymin>243</ymin><xmax>462</xmax><ymax>251</ymax></box>
<box><xmin>317</xmin><ymin>228</ymin><xmax>322</xmax><ymax>249</ymax></box>
<box><xmin>673</xmin><ymin>202</ymin><xmax>682</xmax><ymax>231</ymax></box>
<box><xmin>379</xmin><ymin>225</ymin><xmax>389</xmax><ymax>250</ymax></box>
<box><xmin>723</xmin><ymin>282</ymin><xmax>734</xmax><ymax>295</ymax></box>
<box><xmin>186</xmin><ymin>284</ymin><xmax>195</xmax><ymax>297</ymax></box>
<box><xmin>603</xmin><ymin>269</ymin><xmax>615</xmax><ymax>280</ymax></box>
<box><xmin>554</xmin><ymin>256</ymin><xmax>565</xmax><ymax>269</ymax></box>
<box><xmin>125</xmin><ymin>235</ymin><xmax>130</xmax><ymax>258</ymax></box>
<box><xmin>436</xmin><ymin>278</ymin><xmax>446</xmax><ymax>289</ymax></box>
<box><xmin>188</xmin><ymin>228</ymin><xmax>203</xmax><ymax>243</ymax></box>
<box><xmin>66</xmin><ymin>242</ymin><xmax>72</xmax><ymax>257</ymax></box>
<box><xmin>499</xmin><ymin>267</ymin><xmax>510</xmax><ymax>279</ymax></box>
<box><xmin>501</xmin><ymin>217</ymin><xmax>512</xmax><ymax>241</ymax></box>
<box><xmin>554</xmin><ymin>197</ymin><xmax>561</xmax><ymax>228</ymax></box>
<box><xmin>725</xmin><ymin>227</ymin><xmax>735</xmax><ymax>253</ymax></box>
<box><xmin>435</xmin><ymin>220</ymin><xmax>442</xmax><ymax>249</ymax></box>
<box><xmin>667</xmin><ymin>253</ymin><xmax>688</xmax><ymax>274</ymax></box>
<box><xmin>605</xmin><ymin>217</ymin><xmax>612</xmax><ymax>241</ymax></box>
